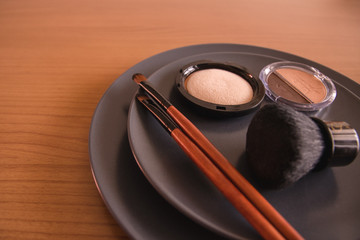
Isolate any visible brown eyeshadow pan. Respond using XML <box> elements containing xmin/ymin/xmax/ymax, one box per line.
<box><xmin>268</xmin><ymin>68</ymin><xmax>327</xmax><ymax>104</ymax></box>
<box><xmin>259</xmin><ymin>61</ymin><xmax>336</xmax><ymax>111</ymax></box>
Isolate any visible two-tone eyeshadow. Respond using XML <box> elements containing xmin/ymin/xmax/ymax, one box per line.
<box><xmin>259</xmin><ymin>61</ymin><xmax>336</xmax><ymax>111</ymax></box>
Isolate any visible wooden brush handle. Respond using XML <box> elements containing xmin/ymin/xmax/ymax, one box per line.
<box><xmin>167</xmin><ymin>106</ymin><xmax>303</xmax><ymax>240</ymax></box>
<box><xmin>171</xmin><ymin>128</ymin><xmax>285</xmax><ymax>240</ymax></box>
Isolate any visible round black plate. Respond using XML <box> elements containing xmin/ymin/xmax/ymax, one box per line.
<box><xmin>89</xmin><ymin>44</ymin><xmax>360</xmax><ymax>240</ymax></box>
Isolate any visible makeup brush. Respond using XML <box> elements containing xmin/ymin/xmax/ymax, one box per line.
<box><xmin>246</xmin><ymin>104</ymin><xmax>359</xmax><ymax>189</ymax></box>
<box><xmin>132</xmin><ymin>74</ymin><xmax>304</xmax><ymax>240</ymax></box>
<box><xmin>136</xmin><ymin>94</ymin><xmax>285</xmax><ymax>240</ymax></box>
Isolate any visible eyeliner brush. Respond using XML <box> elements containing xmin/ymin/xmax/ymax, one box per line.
<box><xmin>136</xmin><ymin>94</ymin><xmax>285</xmax><ymax>240</ymax></box>
<box><xmin>132</xmin><ymin>73</ymin><xmax>303</xmax><ymax>240</ymax></box>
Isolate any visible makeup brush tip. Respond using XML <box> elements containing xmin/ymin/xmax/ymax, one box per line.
<box><xmin>132</xmin><ymin>73</ymin><xmax>147</xmax><ymax>84</ymax></box>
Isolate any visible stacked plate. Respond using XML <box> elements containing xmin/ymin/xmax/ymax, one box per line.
<box><xmin>89</xmin><ymin>44</ymin><xmax>360</xmax><ymax>240</ymax></box>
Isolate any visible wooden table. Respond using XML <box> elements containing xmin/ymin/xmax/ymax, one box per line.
<box><xmin>1</xmin><ymin>0</ymin><xmax>359</xmax><ymax>239</ymax></box>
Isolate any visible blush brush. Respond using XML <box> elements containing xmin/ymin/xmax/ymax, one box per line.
<box><xmin>246</xmin><ymin>104</ymin><xmax>359</xmax><ymax>189</ymax></box>
<box><xmin>133</xmin><ymin>74</ymin><xmax>304</xmax><ymax>240</ymax></box>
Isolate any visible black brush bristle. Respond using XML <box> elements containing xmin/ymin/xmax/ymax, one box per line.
<box><xmin>246</xmin><ymin>104</ymin><xmax>325</xmax><ymax>188</ymax></box>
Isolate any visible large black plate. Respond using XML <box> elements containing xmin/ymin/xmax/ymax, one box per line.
<box><xmin>89</xmin><ymin>44</ymin><xmax>360</xmax><ymax>240</ymax></box>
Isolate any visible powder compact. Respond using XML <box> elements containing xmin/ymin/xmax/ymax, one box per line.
<box><xmin>176</xmin><ymin>61</ymin><xmax>265</xmax><ymax>116</ymax></box>
<box><xmin>259</xmin><ymin>61</ymin><xmax>337</xmax><ymax>111</ymax></box>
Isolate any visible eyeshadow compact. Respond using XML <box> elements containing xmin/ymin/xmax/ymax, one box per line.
<box><xmin>259</xmin><ymin>61</ymin><xmax>337</xmax><ymax>112</ymax></box>
<box><xmin>176</xmin><ymin>61</ymin><xmax>265</xmax><ymax>116</ymax></box>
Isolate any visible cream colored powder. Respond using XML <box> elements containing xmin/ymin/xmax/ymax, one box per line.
<box><xmin>185</xmin><ymin>69</ymin><xmax>253</xmax><ymax>105</ymax></box>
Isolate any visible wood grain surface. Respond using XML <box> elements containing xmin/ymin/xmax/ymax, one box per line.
<box><xmin>0</xmin><ymin>0</ymin><xmax>359</xmax><ymax>239</ymax></box>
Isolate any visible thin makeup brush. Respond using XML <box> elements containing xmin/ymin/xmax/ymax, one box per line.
<box><xmin>132</xmin><ymin>73</ymin><xmax>304</xmax><ymax>240</ymax></box>
<box><xmin>136</xmin><ymin>94</ymin><xmax>284</xmax><ymax>240</ymax></box>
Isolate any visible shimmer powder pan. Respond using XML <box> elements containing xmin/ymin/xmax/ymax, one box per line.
<box><xmin>185</xmin><ymin>68</ymin><xmax>253</xmax><ymax>105</ymax></box>
<box><xmin>176</xmin><ymin>61</ymin><xmax>265</xmax><ymax>116</ymax></box>
<box><xmin>259</xmin><ymin>61</ymin><xmax>336</xmax><ymax>111</ymax></box>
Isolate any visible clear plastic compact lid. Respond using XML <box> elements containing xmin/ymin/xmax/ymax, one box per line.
<box><xmin>259</xmin><ymin>61</ymin><xmax>337</xmax><ymax>111</ymax></box>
